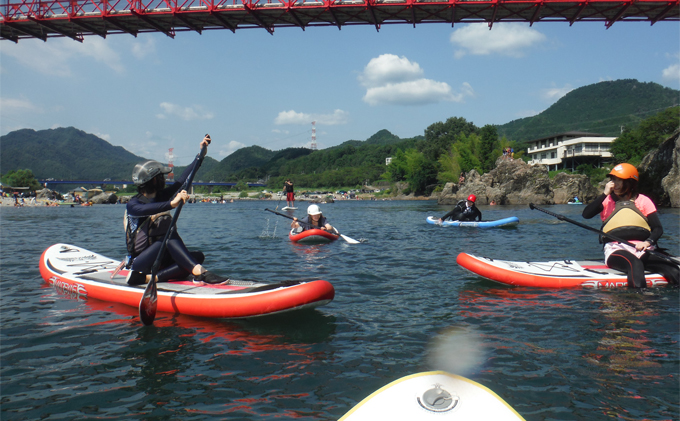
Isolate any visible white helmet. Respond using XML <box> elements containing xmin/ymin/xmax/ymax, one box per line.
<box><xmin>307</xmin><ymin>204</ymin><xmax>322</xmax><ymax>215</ymax></box>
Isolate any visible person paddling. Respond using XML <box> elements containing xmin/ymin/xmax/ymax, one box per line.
<box><xmin>125</xmin><ymin>135</ymin><xmax>230</xmax><ymax>286</ymax></box>
<box><xmin>439</xmin><ymin>194</ymin><xmax>482</xmax><ymax>222</ymax></box>
<box><xmin>284</xmin><ymin>179</ymin><xmax>295</xmax><ymax>208</ymax></box>
<box><xmin>582</xmin><ymin>163</ymin><xmax>678</xmax><ymax>288</ymax></box>
<box><xmin>291</xmin><ymin>204</ymin><xmax>334</xmax><ymax>232</ymax></box>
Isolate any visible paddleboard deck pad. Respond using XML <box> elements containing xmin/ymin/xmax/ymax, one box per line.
<box><xmin>339</xmin><ymin>371</ymin><xmax>525</xmax><ymax>421</ymax></box>
<box><xmin>289</xmin><ymin>228</ymin><xmax>339</xmax><ymax>244</ymax></box>
<box><xmin>427</xmin><ymin>216</ymin><xmax>519</xmax><ymax>228</ymax></box>
<box><xmin>40</xmin><ymin>244</ymin><xmax>335</xmax><ymax>318</ymax></box>
<box><xmin>457</xmin><ymin>252</ymin><xmax>671</xmax><ymax>288</ymax></box>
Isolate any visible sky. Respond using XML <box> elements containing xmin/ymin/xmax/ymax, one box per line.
<box><xmin>1</xmin><ymin>20</ymin><xmax>679</xmax><ymax>166</ymax></box>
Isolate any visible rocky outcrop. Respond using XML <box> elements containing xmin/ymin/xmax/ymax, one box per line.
<box><xmin>639</xmin><ymin>128</ymin><xmax>680</xmax><ymax>207</ymax></box>
<box><xmin>90</xmin><ymin>192</ymin><xmax>118</xmax><ymax>204</ymax></box>
<box><xmin>438</xmin><ymin>158</ymin><xmax>600</xmax><ymax>205</ymax></box>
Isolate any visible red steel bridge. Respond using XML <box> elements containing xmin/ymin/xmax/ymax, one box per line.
<box><xmin>1</xmin><ymin>0</ymin><xmax>678</xmax><ymax>42</ymax></box>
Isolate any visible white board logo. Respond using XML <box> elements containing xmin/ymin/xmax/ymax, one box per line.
<box><xmin>48</xmin><ymin>276</ymin><xmax>88</xmax><ymax>296</ymax></box>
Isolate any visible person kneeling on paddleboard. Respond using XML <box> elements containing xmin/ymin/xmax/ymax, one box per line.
<box><xmin>582</xmin><ymin>163</ymin><xmax>678</xmax><ymax>289</ymax></box>
<box><xmin>125</xmin><ymin>135</ymin><xmax>230</xmax><ymax>286</ymax></box>
<box><xmin>291</xmin><ymin>204</ymin><xmax>334</xmax><ymax>233</ymax></box>
<box><xmin>439</xmin><ymin>194</ymin><xmax>482</xmax><ymax>223</ymax></box>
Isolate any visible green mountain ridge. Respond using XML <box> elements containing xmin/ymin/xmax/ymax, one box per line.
<box><xmin>497</xmin><ymin>79</ymin><xmax>679</xmax><ymax>143</ymax></box>
<box><xmin>2</xmin><ymin>79</ymin><xmax>677</xmax><ymax>187</ymax></box>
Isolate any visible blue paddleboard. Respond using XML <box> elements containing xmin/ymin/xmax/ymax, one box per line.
<box><xmin>426</xmin><ymin>216</ymin><xmax>519</xmax><ymax>228</ymax></box>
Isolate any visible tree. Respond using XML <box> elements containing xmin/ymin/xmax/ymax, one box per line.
<box><xmin>1</xmin><ymin>169</ymin><xmax>41</xmax><ymax>190</ymax></box>
<box><xmin>479</xmin><ymin>125</ymin><xmax>498</xmax><ymax>172</ymax></box>
<box><xmin>610</xmin><ymin>106</ymin><xmax>680</xmax><ymax>164</ymax></box>
<box><xmin>421</xmin><ymin>117</ymin><xmax>478</xmax><ymax>162</ymax></box>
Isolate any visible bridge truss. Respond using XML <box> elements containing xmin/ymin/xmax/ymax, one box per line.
<box><xmin>1</xmin><ymin>0</ymin><xmax>678</xmax><ymax>42</ymax></box>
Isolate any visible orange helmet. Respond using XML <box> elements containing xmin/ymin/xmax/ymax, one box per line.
<box><xmin>609</xmin><ymin>163</ymin><xmax>639</xmax><ymax>181</ymax></box>
<box><xmin>467</xmin><ymin>194</ymin><xmax>477</xmax><ymax>203</ymax></box>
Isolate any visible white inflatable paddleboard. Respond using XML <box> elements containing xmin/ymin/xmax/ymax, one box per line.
<box><xmin>281</xmin><ymin>206</ymin><xmax>298</xmax><ymax>210</ymax></box>
<box><xmin>339</xmin><ymin>371</ymin><xmax>525</xmax><ymax>420</ymax></box>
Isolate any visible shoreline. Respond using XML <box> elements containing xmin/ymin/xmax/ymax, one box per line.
<box><xmin>1</xmin><ymin>194</ymin><xmax>435</xmax><ymax>207</ymax></box>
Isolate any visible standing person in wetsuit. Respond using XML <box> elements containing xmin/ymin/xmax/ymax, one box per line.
<box><xmin>291</xmin><ymin>204</ymin><xmax>334</xmax><ymax>232</ymax></box>
<box><xmin>439</xmin><ymin>194</ymin><xmax>482</xmax><ymax>222</ymax></box>
<box><xmin>582</xmin><ymin>163</ymin><xmax>678</xmax><ymax>288</ymax></box>
<box><xmin>283</xmin><ymin>179</ymin><xmax>295</xmax><ymax>208</ymax></box>
<box><xmin>125</xmin><ymin>135</ymin><xmax>230</xmax><ymax>286</ymax></box>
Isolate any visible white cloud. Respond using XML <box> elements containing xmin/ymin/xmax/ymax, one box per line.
<box><xmin>0</xmin><ymin>97</ymin><xmax>39</xmax><ymax>113</ymax></box>
<box><xmin>541</xmin><ymin>84</ymin><xmax>573</xmax><ymax>101</ymax></box>
<box><xmin>358</xmin><ymin>54</ymin><xmax>424</xmax><ymax>88</ymax></box>
<box><xmin>358</xmin><ymin>54</ymin><xmax>473</xmax><ymax>106</ymax></box>
<box><xmin>220</xmin><ymin>140</ymin><xmax>246</xmax><ymax>157</ymax></box>
<box><xmin>274</xmin><ymin>109</ymin><xmax>349</xmax><ymax>125</ymax></box>
<box><xmin>364</xmin><ymin>80</ymin><xmax>467</xmax><ymax>106</ymax></box>
<box><xmin>450</xmin><ymin>23</ymin><xmax>546</xmax><ymax>58</ymax></box>
<box><xmin>131</xmin><ymin>37</ymin><xmax>156</xmax><ymax>59</ymax></box>
<box><xmin>662</xmin><ymin>63</ymin><xmax>680</xmax><ymax>83</ymax></box>
<box><xmin>157</xmin><ymin>102</ymin><xmax>214</xmax><ymax>121</ymax></box>
<box><xmin>95</xmin><ymin>132</ymin><xmax>111</xmax><ymax>141</ymax></box>
<box><xmin>0</xmin><ymin>38</ymin><xmax>124</xmax><ymax>76</ymax></box>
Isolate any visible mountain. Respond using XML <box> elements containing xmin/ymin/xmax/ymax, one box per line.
<box><xmin>0</xmin><ymin>127</ymin><xmax>145</xmax><ymax>180</ymax></box>
<box><xmin>497</xmin><ymin>79</ymin><xmax>679</xmax><ymax>143</ymax></box>
<box><xmin>2</xmin><ymin>79</ymin><xmax>677</xmax><ymax>186</ymax></box>
<box><xmin>199</xmin><ymin>145</ymin><xmax>276</xmax><ymax>181</ymax></box>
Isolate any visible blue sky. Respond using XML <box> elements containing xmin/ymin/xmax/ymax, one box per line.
<box><xmin>1</xmin><ymin>21</ymin><xmax>679</xmax><ymax>165</ymax></box>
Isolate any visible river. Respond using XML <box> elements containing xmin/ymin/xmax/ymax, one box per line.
<box><xmin>1</xmin><ymin>200</ymin><xmax>678</xmax><ymax>420</ymax></box>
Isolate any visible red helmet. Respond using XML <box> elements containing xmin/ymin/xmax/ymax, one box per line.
<box><xmin>609</xmin><ymin>163</ymin><xmax>638</xmax><ymax>181</ymax></box>
<box><xmin>467</xmin><ymin>194</ymin><xmax>477</xmax><ymax>203</ymax></box>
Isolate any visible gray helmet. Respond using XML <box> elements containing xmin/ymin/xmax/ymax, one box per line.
<box><xmin>132</xmin><ymin>160</ymin><xmax>171</xmax><ymax>186</ymax></box>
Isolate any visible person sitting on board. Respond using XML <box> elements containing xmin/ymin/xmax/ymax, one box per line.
<box><xmin>291</xmin><ymin>204</ymin><xmax>334</xmax><ymax>233</ymax></box>
<box><xmin>582</xmin><ymin>163</ymin><xmax>678</xmax><ymax>288</ymax></box>
<box><xmin>125</xmin><ymin>135</ymin><xmax>230</xmax><ymax>286</ymax></box>
<box><xmin>439</xmin><ymin>194</ymin><xmax>482</xmax><ymax>222</ymax></box>
<box><xmin>284</xmin><ymin>178</ymin><xmax>295</xmax><ymax>208</ymax></box>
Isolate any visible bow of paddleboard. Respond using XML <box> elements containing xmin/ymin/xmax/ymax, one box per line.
<box><xmin>339</xmin><ymin>371</ymin><xmax>525</xmax><ymax>421</ymax></box>
<box><xmin>426</xmin><ymin>216</ymin><xmax>519</xmax><ymax>228</ymax></box>
<box><xmin>456</xmin><ymin>252</ymin><xmax>670</xmax><ymax>288</ymax></box>
<box><xmin>40</xmin><ymin>244</ymin><xmax>335</xmax><ymax>318</ymax></box>
<box><xmin>289</xmin><ymin>228</ymin><xmax>339</xmax><ymax>244</ymax></box>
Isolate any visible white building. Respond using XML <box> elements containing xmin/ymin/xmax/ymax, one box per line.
<box><xmin>527</xmin><ymin>132</ymin><xmax>616</xmax><ymax>171</ymax></box>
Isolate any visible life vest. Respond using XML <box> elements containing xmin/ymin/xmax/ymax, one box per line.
<box><xmin>124</xmin><ymin>194</ymin><xmax>173</xmax><ymax>256</ymax></box>
<box><xmin>600</xmin><ymin>199</ymin><xmax>651</xmax><ymax>243</ymax></box>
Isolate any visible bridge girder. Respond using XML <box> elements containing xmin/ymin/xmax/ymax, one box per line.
<box><xmin>2</xmin><ymin>0</ymin><xmax>678</xmax><ymax>42</ymax></box>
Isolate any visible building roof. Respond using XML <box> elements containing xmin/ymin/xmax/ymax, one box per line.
<box><xmin>528</xmin><ymin>131</ymin><xmax>606</xmax><ymax>143</ymax></box>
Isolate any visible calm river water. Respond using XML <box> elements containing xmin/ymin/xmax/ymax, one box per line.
<box><xmin>1</xmin><ymin>200</ymin><xmax>678</xmax><ymax>420</ymax></box>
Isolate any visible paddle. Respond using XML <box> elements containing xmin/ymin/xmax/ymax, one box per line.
<box><xmin>529</xmin><ymin>203</ymin><xmax>680</xmax><ymax>266</ymax></box>
<box><xmin>265</xmin><ymin>208</ymin><xmax>361</xmax><ymax>244</ymax></box>
<box><xmin>139</xmin><ymin>135</ymin><xmax>210</xmax><ymax>326</ymax></box>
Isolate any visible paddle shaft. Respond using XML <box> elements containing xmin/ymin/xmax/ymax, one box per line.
<box><xmin>266</xmin><ymin>208</ymin><xmax>320</xmax><ymax>229</ymax></box>
<box><xmin>529</xmin><ymin>203</ymin><xmax>680</xmax><ymax>265</ymax></box>
<box><xmin>139</xmin><ymin>141</ymin><xmax>208</xmax><ymax>325</ymax></box>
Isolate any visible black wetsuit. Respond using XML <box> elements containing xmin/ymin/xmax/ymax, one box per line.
<box><xmin>126</xmin><ymin>156</ymin><xmax>204</xmax><ymax>282</ymax></box>
<box><xmin>441</xmin><ymin>201</ymin><xmax>482</xmax><ymax>222</ymax></box>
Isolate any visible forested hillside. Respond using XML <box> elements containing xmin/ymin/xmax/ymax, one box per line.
<box><xmin>2</xmin><ymin>79</ymin><xmax>677</xmax><ymax>192</ymax></box>
<box><xmin>0</xmin><ymin>127</ymin><xmax>144</xmax><ymax>180</ymax></box>
<box><xmin>497</xmin><ymin>80</ymin><xmax>679</xmax><ymax>143</ymax></box>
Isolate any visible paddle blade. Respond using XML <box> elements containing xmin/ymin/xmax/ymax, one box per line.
<box><xmin>340</xmin><ymin>234</ymin><xmax>361</xmax><ymax>244</ymax></box>
<box><xmin>139</xmin><ymin>279</ymin><xmax>158</xmax><ymax>326</ymax></box>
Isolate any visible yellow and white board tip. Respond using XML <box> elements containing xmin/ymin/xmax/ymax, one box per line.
<box><xmin>339</xmin><ymin>371</ymin><xmax>525</xmax><ymax>421</ymax></box>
